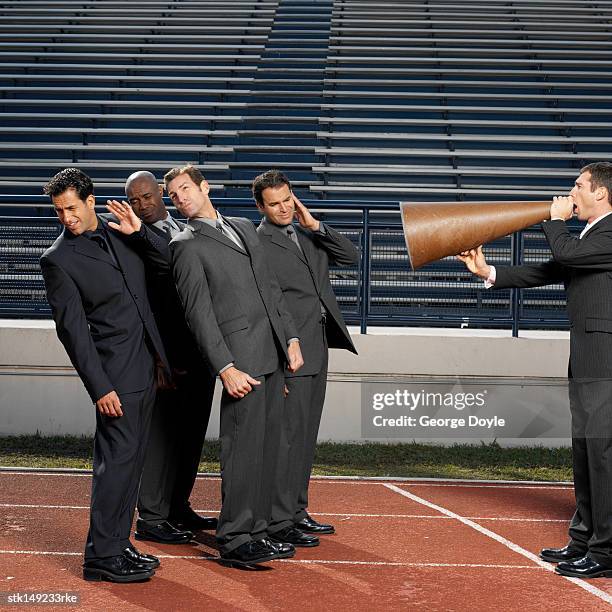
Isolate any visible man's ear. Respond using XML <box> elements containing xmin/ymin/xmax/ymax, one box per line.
<box><xmin>255</xmin><ymin>201</ymin><xmax>265</xmax><ymax>214</ymax></box>
<box><xmin>158</xmin><ymin>184</ymin><xmax>164</xmax><ymax>197</ymax></box>
<box><xmin>595</xmin><ymin>186</ymin><xmax>608</xmax><ymax>203</ymax></box>
<box><xmin>86</xmin><ymin>194</ymin><xmax>96</xmax><ymax>209</ymax></box>
<box><xmin>199</xmin><ymin>180</ymin><xmax>210</xmax><ymax>195</ymax></box>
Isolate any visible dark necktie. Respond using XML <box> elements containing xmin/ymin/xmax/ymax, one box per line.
<box><xmin>161</xmin><ymin>222</ymin><xmax>173</xmax><ymax>240</ymax></box>
<box><xmin>90</xmin><ymin>233</ymin><xmax>109</xmax><ymax>253</ymax></box>
<box><xmin>86</xmin><ymin>230</ymin><xmax>118</xmax><ymax>266</ymax></box>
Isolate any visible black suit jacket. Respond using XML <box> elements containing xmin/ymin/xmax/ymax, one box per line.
<box><xmin>495</xmin><ymin>216</ymin><xmax>612</xmax><ymax>378</ymax></box>
<box><xmin>170</xmin><ymin>216</ymin><xmax>299</xmax><ymax>378</ymax></box>
<box><xmin>40</xmin><ymin>215</ymin><xmax>169</xmax><ymax>402</ymax></box>
<box><xmin>257</xmin><ymin>220</ymin><xmax>358</xmax><ymax>377</ymax></box>
<box><xmin>144</xmin><ymin>220</ymin><xmax>204</xmax><ymax>373</ymax></box>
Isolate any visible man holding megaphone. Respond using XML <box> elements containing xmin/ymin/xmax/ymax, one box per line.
<box><xmin>459</xmin><ymin>162</ymin><xmax>612</xmax><ymax>580</ymax></box>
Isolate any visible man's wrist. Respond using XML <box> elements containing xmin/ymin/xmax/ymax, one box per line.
<box><xmin>484</xmin><ymin>265</ymin><xmax>496</xmax><ymax>288</ymax></box>
<box><xmin>218</xmin><ymin>363</ymin><xmax>234</xmax><ymax>376</ymax></box>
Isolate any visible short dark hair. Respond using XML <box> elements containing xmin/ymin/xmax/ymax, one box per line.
<box><xmin>251</xmin><ymin>170</ymin><xmax>292</xmax><ymax>206</ymax></box>
<box><xmin>163</xmin><ymin>165</ymin><xmax>205</xmax><ymax>188</ymax></box>
<box><xmin>581</xmin><ymin>162</ymin><xmax>612</xmax><ymax>204</ymax></box>
<box><xmin>43</xmin><ymin>168</ymin><xmax>94</xmax><ymax>201</ymax></box>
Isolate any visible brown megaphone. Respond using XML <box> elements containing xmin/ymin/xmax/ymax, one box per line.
<box><xmin>401</xmin><ymin>201</ymin><xmax>552</xmax><ymax>270</ymax></box>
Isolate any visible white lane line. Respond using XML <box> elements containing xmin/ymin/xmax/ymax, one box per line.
<box><xmin>0</xmin><ymin>503</ymin><xmax>569</xmax><ymax>522</ymax></box>
<box><xmin>0</xmin><ymin>472</ymin><xmax>92</xmax><ymax>477</ymax></box>
<box><xmin>396</xmin><ymin>483</ymin><xmax>573</xmax><ymax>490</ymax></box>
<box><xmin>0</xmin><ymin>470</ymin><xmax>573</xmax><ymax>489</ymax></box>
<box><xmin>0</xmin><ymin>550</ymin><xmax>543</xmax><ymax>569</ymax></box>
<box><xmin>384</xmin><ymin>483</ymin><xmax>612</xmax><ymax>606</ymax></box>
<box><xmin>0</xmin><ymin>503</ymin><xmax>90</xmax><ymax>509</ymax></box>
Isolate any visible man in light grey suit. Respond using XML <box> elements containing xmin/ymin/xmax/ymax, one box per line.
<box><xmin>459</xmin><ymin>162</ymin><xmax>612</xmax><ymax>579</ymax></box>
<box><xmin>253</xmin><ymin>170</ymin><xmax>358</xmax><ymax>543</ymax></box>
<box><xmin>165</xmin><ymin>165</ymin><xmax>304</xmax><ymax>567</ymax></box>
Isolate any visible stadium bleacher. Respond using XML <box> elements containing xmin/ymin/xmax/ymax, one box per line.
<box><xmin>1</xmin><ymin>0</ymin><xmax>610</xmax><ymax>330</ymax></box>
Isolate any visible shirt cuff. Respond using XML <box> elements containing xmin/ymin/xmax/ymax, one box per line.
<box><xmin>287</xmin><ymin>337</ymin><xmax>299</xmax><ymax>345</ymax></box>
<box><xmin>314</xmin><ymin>222</ymin><xmax>326</xmax><ymax>235</ymax></box>
<box><xmin>218</xmin><ymin>362</ymin><xmax>234</xmax><ymax>375</ymax></box>
<box><xmin>484</xmin><ymin>265</ymin><xmax>496</xmax><ymax>289</ymax></box>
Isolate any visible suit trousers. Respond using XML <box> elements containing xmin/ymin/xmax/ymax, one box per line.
<box><xmin>567</xmin><ymin>377</ymin><xmax>612</xmax><ymax>566</ymax></box>
<box><xmin>269</xmin><ymin>323</ymin><xmax>329</xmax><ymax>529</ymax></box>
<box><xmin>84</xmin><ymin>371</ymin><xmax>155</xmax><ymax>561</ymax></box>
<box><xmin>137</xmin><ymin>371</ymin><xmax>214</xmax><ymax>524</ymax></box>
<box><xmin>216</xmin><ymin>366</ymin><xmax>285</xmax><ymax>554</ymax></box>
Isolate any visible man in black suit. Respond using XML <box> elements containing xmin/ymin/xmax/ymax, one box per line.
<box><xmin>40</xmin><ymin>168</ymin><xmax>170</xmax><ymax>582</ymax></box>
<box><xmin>253</xmin><ymin>170</ymin><xmax>358</xmax><ymax>543</ymax></box>
<box><xmin>124</xmin><ymin>171</ymin><xmax>216</xmax><ymax>544</ymax></box>
<box><xmin>459</xmin><ymin>162</ymin><xmax>612</xmax><ymax>579</ymax></box>
<box><xmin>165</xmin><ymin>165</ymin><xmax>304</xmax><ymax>566</ymax></box>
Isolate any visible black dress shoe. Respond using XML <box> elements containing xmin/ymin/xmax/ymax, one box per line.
<box><xmin>83</xmin><ymin>555</ymin><xmax>154</xmax><ymax>583</ymax></box>
<box><xmin>219</xmin><ymin>540</ymin><xmax>280</xmax><ymax>566</ymax></box>
<box><xmin>135</xmin><ymin>520</ymin><xmax>193</xmax><ymax>544</ymax></box>
<box><xmin>169</xmin><ymin>508</ymin><xmax>218</xmax><ymax>532</ymax></box>
<box><xmin>555</xmin><ymin>555</ymin><xmax>612</xmax><ymax>578</ymax></box>
<box><xmin>296</xmin><ymin>514</ymin><xmax>335</xmax><ymax>535</ymax></box>
<box><xmin>123</xmin><ymin>544</ymin><xmax>160</xmax><ymax>570</ymax></box>
<box><xmin>268</xmin><ymin>526</ymin><xmax>319</xmax><ymax>548</ymax></box>
<box><xmin>540</xmin><ymin>544</ymin><xmax>586</xmax><ymax>563</ymax></box>
<box><xmin>257</xmin><ymin>538</ymin><xmax>295</xmax><ymax>559</ymax></box>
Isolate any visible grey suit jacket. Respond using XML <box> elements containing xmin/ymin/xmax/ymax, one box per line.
<box><xmin>257</xmin><ymin>220</ymin><xmax>358</xmax><ymax>377</ymax></box>
<box><xmin>170</xmin><ymin>216</ymin><xmax>299</xmax><ymax>378</ymax></box>
<box><xmin>495</xmin><ymin>216</ymin><xmax>612</xmax><ymax>378</ymax></box>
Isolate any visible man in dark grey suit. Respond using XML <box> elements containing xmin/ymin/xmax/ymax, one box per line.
<box><xmin>40</xmin><ymin>168</ymin><xmax>169</xmax><ymax>582</ymax></box>
<box><xmin>253</xmin><ymin>170</ymin><xmax>358</xmax><ymax>543</ymax></box>
<box><xmin>124</xmin><ymin>171</ymin><xmax>216</xmax><ymax>544</ymax></box>
<box><xmin>459</xmin><ymin>162</ymin><xmax>612</xmax><ymax>579</ymax></box>
<box><xmin>165</xmin><ymin>165</ymin><xmax>304</xmax><ymax>566</ymax></box>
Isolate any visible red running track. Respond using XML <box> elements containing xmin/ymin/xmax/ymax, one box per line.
<box><xmin>1</xmin><ymin>471</ymin><xmax>611</xmax><ymax>611</ymax></box>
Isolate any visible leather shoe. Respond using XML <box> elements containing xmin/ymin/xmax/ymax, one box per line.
<box><xmin>83</xmin><ymin>555</ymin><xmax>154</xmax><ymax>583</ymax></box>
<box><xmin>555</xmin><ymin>555</ymin><xmax>612</xmax><ymax>578</ymax></box>
<box><xmin>258</xmin><ymin>538</ymin><xmax>295</xmax><ymax>559</ymax></box>
<box><xmin>269</xmin><ymin>526</ymin><xmax>319</xmax><ymax>548</ymax></box>
<box><xmin>540</xmin><ymin>544</ymin><xmax>586</xmax><ymax>563</ymax></box>
<box><xmin>135</xmin><ymin>520</ymin><xmax>193</xmax><ymax>544</ymax></box>
<box><xmin>296</xmin><ymin>514</ymin><xmax>335</xmax><ymax>535</ymax></box>
<box><xmin>123</xmin><ymin>544</ymin><xmax>160</xmax><ymax>570</ymax></box>
<box><xmin>169</xmin><ymin>508</ymin><xmax>218</xmax><ymax>532</ymax></box>
<box><xmin>220</xmin><ymin>540</ymin><xmax>279</xmax><ymax>566</ymax></box>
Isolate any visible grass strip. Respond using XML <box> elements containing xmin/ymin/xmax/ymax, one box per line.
<box><xmin>0</xmin><ymin>435</ymin><xmax>572</xmax><ymax>482</ymax></box>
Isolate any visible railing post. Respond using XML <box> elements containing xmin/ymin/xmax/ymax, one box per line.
<box><xmin>510</xmin><ymin>230</ymin><xmax>523</xmax><ymax>338</ymax></box>
<box><xmin>360</xmin><ymin>207</ymin><xmax>370</xmax><ymax>335</ymax></box>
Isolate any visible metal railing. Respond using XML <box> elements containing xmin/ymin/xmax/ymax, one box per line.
<box><xmin>0</xmin><ymin>195</ymin><xmax>574</xmax><ymax>335</ymax></box>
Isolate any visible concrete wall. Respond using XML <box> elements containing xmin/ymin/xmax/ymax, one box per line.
<box><xmin>0</xmin><ymin>320</ymin><xmax>571</xmax><ymax>445</ymax></box>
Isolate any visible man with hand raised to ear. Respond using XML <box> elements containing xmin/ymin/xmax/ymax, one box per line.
<box><xmin>253</xmin><ymin>170</ymin><xmax>358</xmax><ymax>546</ymax></box>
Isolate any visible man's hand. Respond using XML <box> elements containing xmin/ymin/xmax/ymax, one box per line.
<box><xmin>220</xmin><ymin>366</ymin><xmax>261</xmax><ymax>399</ymax></box>
<box><xmin>96</xmin><ymin>390</ymin><xmax>123</xmax><ymax>417</ymax></box>
<box><xmin>457</xmin><ymin>245</ymin><xmax>491</xmax><ymax>279</ymax></box>
<box><xmin>293</xmin><ymin>193</ymin><xmax>320</xmax><ymax>232</ymax></box>
<box><xmin>287</xmin><ymin>340</ymin><xmax>304</xmax><ymax>373</ymax></box>
<box><xmin>550</xmin><ymin>195</ymin><xmax>574</xmax><ymax>221</ymax></box>
<box><xmin>106</xmin><ymin>200</ymin><xmax>142</xmax><ymax>234</ymax></box>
